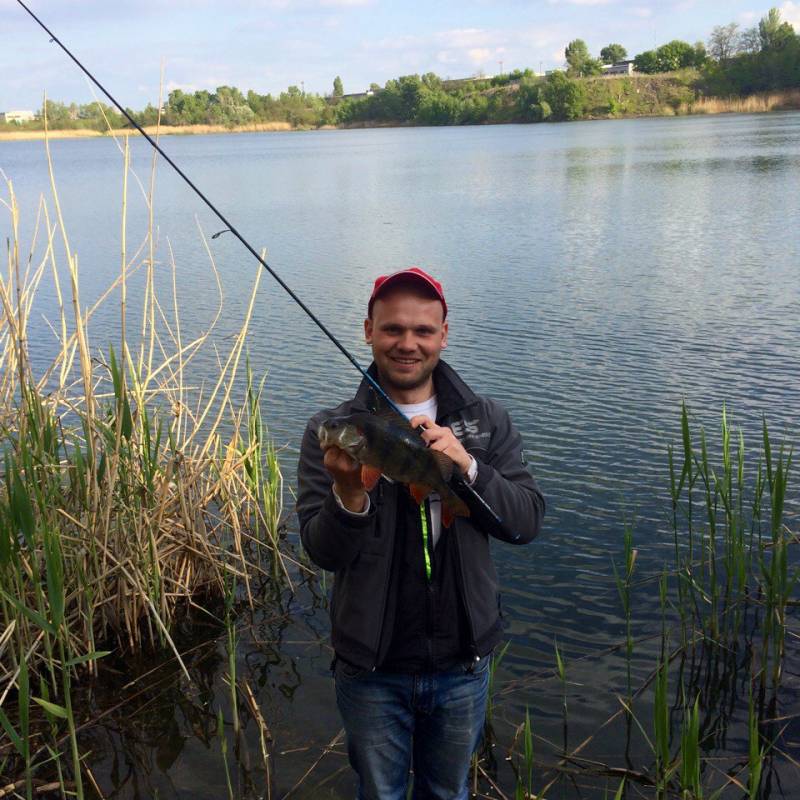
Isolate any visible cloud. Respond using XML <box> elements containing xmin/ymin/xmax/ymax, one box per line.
<box><xmin>780</xmin><ymin>0</ymin><xmax>800</xmax><ymax>28</ymax></box>
<box><xmin>467</xmin><ymin>48</ymin><xmax>492</xmax><ymax>64</ymax></box>
<box><xmin>630</xmin><ymin>6</ymin><xmax>653</xmax><ymax>18</ymax></box>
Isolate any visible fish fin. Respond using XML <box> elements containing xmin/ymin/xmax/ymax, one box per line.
<box><xmin>361</xmin><ymin>465</ymin><xmax>382</xmax><ymax>491</ymax></box>
<box><xmin>409</xmin><ymin>483</ymin><xmax>432</xmax><ymax>506</ymax></box>
<box><xmin>370</xmin><ymin>392</ymin><xmax>418</xmax><ymax>429</ymax></box>
<box><xmin>443</xmin><ymin>493</ymin><xmax>471</xmax><ymax>524</ymax></box>
<box><xmin>430</xmin><ymin>450</ymin><xmax>455</xmax><ymax>481</ymax></box>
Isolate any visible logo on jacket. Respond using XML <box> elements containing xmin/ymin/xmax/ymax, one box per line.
<box><xmin>450</xmin><ymin>419</ymin><xmax>489</xmax><ymax>443</ymax></box>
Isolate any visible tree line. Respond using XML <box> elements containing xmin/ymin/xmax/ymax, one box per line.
<box><xmin>2</xmin><ymin>7</ymin><xmax>796</xmax><ymax>132</ymax></box>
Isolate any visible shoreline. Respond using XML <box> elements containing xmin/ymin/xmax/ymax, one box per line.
<box><xmin>2</xmin><ymin>90</ymin><xmax>799</xmax><ymax>142</ymax></box>
<box><xmin>0</xmin><ymin>120</ymin><xmax>294</xmax><ymax>141</ymax></box>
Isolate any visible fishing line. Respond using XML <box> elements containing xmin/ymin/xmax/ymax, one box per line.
<box><xmin>15</xmin><ymin>0</ymin><xmax>515</xmax><ymax>538</ymax></box>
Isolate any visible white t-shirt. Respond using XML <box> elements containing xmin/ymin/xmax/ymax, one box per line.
<box><xmin>395</xmin><ymin>397</ymin><xmax>443</xmax><ymax>547</ymax></box>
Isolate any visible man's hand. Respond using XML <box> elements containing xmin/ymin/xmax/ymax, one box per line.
<box><xmin>322</xmin><ymin>445</ymin><xmax>368</xmax><ymax>513</ymax></box>
<box><xmin>409</xmin><ymin>415</ymin><xmax>473</xmax><ymax>475</ymax></box>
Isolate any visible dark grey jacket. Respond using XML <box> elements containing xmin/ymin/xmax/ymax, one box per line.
<box><xmin>297</xmin><ymin>360</ymin><xmax>545</xmax><ymax>670</ymax></box>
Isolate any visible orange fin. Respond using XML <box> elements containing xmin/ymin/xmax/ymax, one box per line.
<box><xmin>361</xmin><ymin>465</ymin><xmax>382</xmax><ymax>491</ymax></box>
<box><xmin>409</xmin><ymin>483</ymin><xmax>432</xmax><ymax>505</ymax></box>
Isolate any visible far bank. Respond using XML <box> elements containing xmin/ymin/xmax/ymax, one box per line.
<box><xmin>2</xmin><ymin>81</ymin><xmax>799</xmax><ymax>143</ymax></box>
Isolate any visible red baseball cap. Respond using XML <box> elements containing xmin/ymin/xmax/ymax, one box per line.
<box><xmin>368</xmin><ymin>267</ymin><xmax>448</xmax><ymax>319</ymax></box>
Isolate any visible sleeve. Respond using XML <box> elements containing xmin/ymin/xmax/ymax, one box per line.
<box><xmin>296</xmin><ymin>415</ymin><xmax>377</xmax><ymax>571</ymax></box>
<box><xmin>470</xmin><ymin>399</ymin><xmax>545</xmax><ymax>545</ymax></box>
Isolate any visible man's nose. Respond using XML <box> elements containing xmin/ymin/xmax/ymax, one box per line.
<box><xmin>396</xmin><ymin>331</ymin><xmax>417</xmax><ymax>350</ymax></box>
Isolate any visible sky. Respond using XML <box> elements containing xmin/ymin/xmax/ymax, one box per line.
<box><xmin>2</xmin><ymin>0</ymin><xmax>799</xmax><ymax>111</ymax></box>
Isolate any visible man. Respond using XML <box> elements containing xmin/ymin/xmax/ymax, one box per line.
<box><xmin>297</xmin><ymin>267</ymin><xmax>544</xmax><ymax>800</ymax></box>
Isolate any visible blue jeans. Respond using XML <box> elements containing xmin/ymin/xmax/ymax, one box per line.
<box><xmin>334</xmin><ymin>657</ymin><xmax>490</xmax><ymax>800</ymax></box>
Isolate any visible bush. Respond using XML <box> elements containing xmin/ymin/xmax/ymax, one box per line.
<box><xmin>541</xmin><ymin>72</ymin><xmax>586</xmax><ymax>121</ymax></box>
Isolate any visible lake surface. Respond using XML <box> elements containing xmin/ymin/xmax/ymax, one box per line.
<box><xmin>2</xmin><ymin>114</ymin><xmax>800</xmax><ymax>798</ymax></box>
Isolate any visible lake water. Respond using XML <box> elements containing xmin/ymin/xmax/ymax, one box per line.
<box><xmin>1</xmin><ymin>113</ymin><xmax>799</xmax><ymax>798</ymax></box>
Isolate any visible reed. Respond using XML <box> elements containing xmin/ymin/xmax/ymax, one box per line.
<box><xmin>678</xmin><ymin>694</ymin><xmax>701</xmax><ymax>798</ymax></box>
<box><xmin>686</xmin><ymin>89</ymin><xmax>800</xmax><ymax>115</ymax></box>
<box><xmin>553</xmin><ymin>637</ymin><xmax>568</xmax><ymax>752</ymax></box>
<box><xmin>0</xmin><ymin>125</ymin><xmax>288</xmax><ymax>789</ymax></box>
<box><xmin>747</xmin><ymin>682</ymin><xmax>763</xmax><ymax>800</ymax></box>
<box><xmin>612</xmin><ymin>522</ymin><xmax>637</xmax><ymax>704</ymax></box>
<box><xmin>224</xmin><ymin>574</ymin><xmax>240</xmax><ymax>735</ymax></box>
<box><xmin>218</xmin><ymin>706</ymin><xmax>235</xmax><ymax>800</ymax></box>
<box><xmin>513</xmin><ymin>709</ymin><xmax>534</xmax><ymax>800</ymax></box>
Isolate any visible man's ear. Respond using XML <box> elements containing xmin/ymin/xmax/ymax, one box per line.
<box><xmin>364</xmin><ymin>317</ymin><xmax>373</xmax><ymax>344</ymax></box>
<box><xmin>441</xmin><ymin>320</ymin><xmax>449</xmax><ymax>349</ymax></box>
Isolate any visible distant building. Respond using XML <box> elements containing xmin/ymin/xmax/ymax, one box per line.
<box><xmin>0</xmin><ymin>109</ymin><xmax>36</xmax><ymax>124</ymax></box>
<box><xmin>342</xmin><ymin>88</ymin><xmax>377</xmax><ymax>101</ymax></box>
<box><xmin>602</xmin><ymin>60</ymin><xmax>635</xmax><ymax>76</ymax></box>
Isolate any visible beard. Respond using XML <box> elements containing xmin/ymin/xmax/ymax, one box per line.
<box><xmin>377</xmin><ymin>356</ymin><xmax>439</xmax><ymax>394</ymax></box>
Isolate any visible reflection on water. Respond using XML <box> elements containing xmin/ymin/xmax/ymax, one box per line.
<box><xmin>1</xmin><ymin>111</ymin><xmax>799</xmax><ymax>797</ymax></box>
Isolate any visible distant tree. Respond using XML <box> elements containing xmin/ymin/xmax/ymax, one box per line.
<box><xmin>515</xmin><ymin>76</ymin><xmax>542</xmax><ymax>120</ymax></box>
<box><xmin>42</xmin><ymin>100</ymin><xmax>73</xmax><ymax>127</ymax></box>
<box><xmin>600</xmin><ymin>43</ymin><xmax>628</xmax><ymax>64</ymax></box>
<box><xmin>416</xmin><ymin>90</ymin><xmax>460</xmax><ymax>124</ymax></box>
<box><xmin>708</xmin><ymin>23</ymin><xmax>740</xmax><ymax>61</ymax></box>
<box><xmin>758</xmin><ymin>7</ymin><xmax>795</xmax><ymax>50</ymax></box>
<box><xmin>565</xmin><ymin>39</ymin><xmax>590</xmax><ymax>74</ymax></box>
<box><xmin>541</xmin><ymin>71</ymin><xmax>585</xmax><ymax>120</ymax></box>
<box><xmin>333</xmin><ymin>76</ymin><xmax>344</xmax><ymax>97</ymax></box>
<box><xmin>693</xmin><ymin>41</ymin><xmax>708</xmax><ymax>66</ymax></box>
<box><xmin>396</xmin><ymin>74</ymin><xmax>425</xmax><ymax>118</ymax></box>
<box><xmin>421</xmin><ymin>72</ymin><xmax>442</xmax><ymax>90</ymax></box>
<box><xmin>655</xmin><ymin>40</ymin><xmax>700</xmax><ymax>71</ymax></box>
<box><xmin>738</xmin><ymin>26</ymin><xmax>762</xmax><ymax>53</ymax></box>
<box><xmin>633</xmin><ymin>50</ymin><xmax>660</xmax><ymax>73</ymax></box>
<box><xmin>565</xmin><ymin>39</ymin><xmax>604</xmax><ymax>76</ymax></box>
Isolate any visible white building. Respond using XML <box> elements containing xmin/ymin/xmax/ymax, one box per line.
<box><xmin>602</xmin><ymin>61</ymin><xmax>635</xmax><ymax>76</ymax></box>
<box><xmin>0</xmin><ymin>110</ymin><xmax>36</xmax><ymax>124</ymax></box>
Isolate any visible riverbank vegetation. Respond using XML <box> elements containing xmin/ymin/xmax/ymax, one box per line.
<box><xmin>0</xmin><ymin>138</ymin><xmax>292</xmax><ymax>795</ymax></box>
<box><xmin>2</xmin><ymin>7</ymin><xmax>798</xmax><ymax>141</ymax></box>
<box><xmin>486</xmin><ymin>405</ymin><xmax>798</xmax><ymax>799</ymax></box>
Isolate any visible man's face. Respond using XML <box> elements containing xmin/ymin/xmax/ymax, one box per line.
<box><xmin>364</xmin><ymin>286</ymin><xmax>448</xmax><ymax>398</ymax></box>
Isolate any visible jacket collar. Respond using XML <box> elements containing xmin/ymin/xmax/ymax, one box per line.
<box><xmin>352</xmin><ymin>359</ymin><xmax>478</xmax><ymax>421</ymax></box>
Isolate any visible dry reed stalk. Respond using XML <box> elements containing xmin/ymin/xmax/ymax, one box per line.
<box><xmin>0</xmin><ymin>124</ymin><xmax>291</xmax><ymax>708</ymax></box>
<box><xmin>687</xmin><ymin>89</ymin><xmax>800</xmax><ymax>115</ymax></box>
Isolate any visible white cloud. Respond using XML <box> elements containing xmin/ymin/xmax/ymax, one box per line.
<box><xmin>436</xmin><ymin>28</ymin><xmax>494</xmax><ymax>48</ymax></box>
<box><xmin>630</xmin><ymin>6</ymin><xmax>653</xmax><ymax>18</ymax></box>
<box><xmin>467</xmin><ymin>47</ymin><xmax>492</xmax><ymax>64</ymax></box>
<box><xmin>780</xmin><ymin>0</ymin><xmax>800</xmax><ymax>28</ymax></box>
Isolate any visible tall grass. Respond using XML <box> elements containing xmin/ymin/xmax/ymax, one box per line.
<box><xmin>0</xmin><ymin>129</ymin><xmax>288</xmax><ymax>789</ymax></box>
<box><xmin>686</xmin><ymin>89</ymin><xmax>800</xmax><ymax>115</ymax></box>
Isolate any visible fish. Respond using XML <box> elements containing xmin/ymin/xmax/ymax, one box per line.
<box><xmin>317</xmin><ymin>409</ymin><xmax>470</xmax><ymax>527</ymax></box>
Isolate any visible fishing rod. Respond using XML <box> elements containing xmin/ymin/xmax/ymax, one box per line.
<box><xmin>15</xmin><ymin>0</ymin><xmax>519</xmax><ymax>541</ymax></box>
